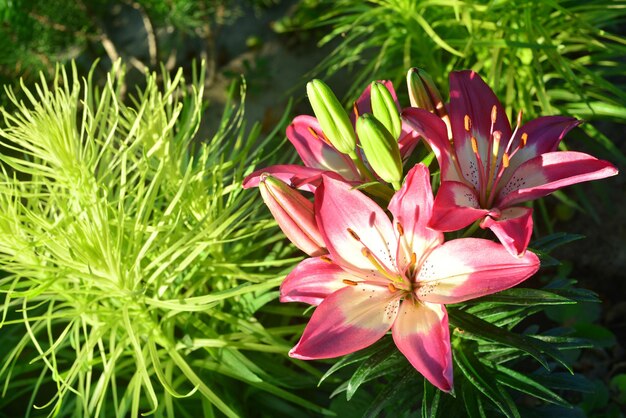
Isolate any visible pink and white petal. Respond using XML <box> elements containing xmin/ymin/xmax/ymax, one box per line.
<box><xmin>315</xmin><ymin>175</ymin><xmax>399</xmax><ymax>280</ymax></box>
<box><xmin>392</xmin><ymin>301</ymin><xmax>453</xmax><ymax>392</ymax></box>
<box><xmin>428</xmin><ymin>181</ymin><xmax>489</xmax><ymax>232</ymax></box>
<box><xmin>388</xmin><ymin>164</ymin><xmax>443</xmax><ymax>271</ymax></box>
<box><xmin>402</xmin><ymin>108</ymin><xmax>463</xmax><ymax>183</ymax></box>
<box><xmin>498</xmin><ymin>116</ymin><xmax>581</xmax><ymax>187</ymax></box>
<box><xmin>496</xmin><ymin>151</ymin><xmax>618</xmax><ymax>208</ymax></box>
<box><xmin>481</xmin><ymin>206</ymin><xmax>534</xmax><ymax>256</ymax></box>
<box><xmin>448</xmin><ymin>71</ymin><xmax>512</xmax><ymax>189</ymax></box>
<box><xmin>259</xmin><ymin>176</ymin><xmax>326</xmax><ymax>257</ymax></box>
<box><xmin>352</xmin><ymin>80</ymin><xmax>400</xmax><ymax>123</ymax></box>
<box><xmin>287</xmin><ymin>115</ymin><xmax>360</xmax><ymax>180</ymax></box>
<box><xmin>416</xmin><ymin>238</ymin><xmax>540</xmax><ymax>304</ymax></box>
<box><xmin>280</xmin><ymin>257</ymin><xmax>354</xmax><ymax>305</ymax></box>
<box><xmin>243</xmin><ymin>165</ymin><xmax>326</xmax><ymax>192</ymax></box>
<box><xmin>398</xmin><ymin>129</ymin><xmax>421</xmax><ymax>162</ymax></box>
<box><xmin>289</xmin><ymin>283</ymin><xmax>400</xmax><ymax>360</ymax></box>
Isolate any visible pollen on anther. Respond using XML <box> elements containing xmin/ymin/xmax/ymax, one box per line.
<box><xmin>347</xmin><ymin>228</ymin><xmax>361</xmax><ymax>241</ymax></box>
<box><xmin>353</xmin><ymin>102</ymin><xmax>359</xmax><ymax>119</ymax></box>
<box><xmin>320</xmin><ymin>255</ymin><xmax>333</xmax><ymax>264</ymax></box>
<box><xmin>464</xmin><ymin>115</ymin><xmax>471</xmax><ymax>132</ymax></box>
<box><xmin>521</xmin><ymin>132</ymin><xmax>528</xmax><ymax>147</ymax></box>
<box><xmin>491</xmin><ymin>105</ymin><xmax>497</xmax><ymax>124</ymax></box>
<box><xmin>388</xmin><ymin>283</ymin><xmax>397</xmax><ymax>293</ymax></box>
<box><xmin>410</xmin><ymin>252</ymin><xmax>417</xmax><ymax>266</ymax></box>
<box><xmin>343</xmin><ymin>279</ymin><xmax>358</xmax><ymax>286</ymax></box>
<box><xmin>471</xmin><ymin>137</ymin><xmax>479</xmax><ymax>154</ymax></box>
<box><xmin>502</xmin><ymin>153</ymin><xmax>510</xmax><ymax>168</ymax></box>
<box><xmin>396</xmin><ymin>222</ymin><xmax>404</xmax><ymax>236</ymax></box>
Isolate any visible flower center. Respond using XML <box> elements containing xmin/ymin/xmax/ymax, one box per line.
<box><xmin>464</xmin><ymin>107</ymin><xmax>529</xmax><ymax>207</ymax></box>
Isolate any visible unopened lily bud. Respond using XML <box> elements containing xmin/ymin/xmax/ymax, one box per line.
<box><xmin>306</xmin><ymin>79</ymin><xmax>357</xmax><ymax>156</ymax></box>
<box><xmin>356</xmin><ymin>114</ymin><xmax>403</xmax><ymax>189</ymax></box>
<box><xmin>370</xmin><ymin>81</ymin><xmax>402</xmax><ymax>139</ymax></box>
<box><xmin>407</xmin><ymin>68</ymin><xmax>446</xmax><ymax>118</ymax></box>
<box><xmin>259</xmin><ymin>175</ymin><xmax>326</xmax><ymax>257</ymax></box>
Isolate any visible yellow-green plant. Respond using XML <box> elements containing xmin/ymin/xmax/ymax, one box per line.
<box><xmin>0</xmin><ymin>63</ymin><xmax>329</xmax><ymax>417</ymax></box>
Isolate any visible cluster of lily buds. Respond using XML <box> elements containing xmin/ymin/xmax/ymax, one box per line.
<box><xmin>244</xmin><ymin>67</ymin><xmax>618</xmax><ymax>392</ymax></box>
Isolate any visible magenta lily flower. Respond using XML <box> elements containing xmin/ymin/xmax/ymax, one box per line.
<box><xmin>402</xmin><ymin>70</ymin><xmax>618</xmax><ymax>256</ymax></box>
<box><xmin>243</xmin><ymin>81</ymin><xmax>420</xmax><ymax>191</ymax></box>
<box><xmin>281</xmin><ymin>164</ymin><xmax>539</xmax><ymax>391</ymax></box>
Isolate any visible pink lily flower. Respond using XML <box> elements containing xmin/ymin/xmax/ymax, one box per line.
<box><xmin>281</xmin><ymin>164</ymin><xmax>539</xmax><ymax>391</ymax></box>
<box><xmin>243</xmin><ymin>81</ymin><xmax>420</xmax><ymax>191</ymax></box>
<box><xmin>402</xmin><ymin>70</ymin><xmax>618</xmax><ymax>256</ymax></box>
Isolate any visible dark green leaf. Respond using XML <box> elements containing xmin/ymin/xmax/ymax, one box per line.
<box><xmin>493</xmin><ymin>364</ymin><xmax>570</xmax><ymax>407</ymax></box>
<box><xmin>454</xmin><ymin>344</ymin><xmax>520</xmax><ymax>418</ymax></box>
<box><xmin>530</xmin><ymin>233</ymin><xmax>585</xmax><ymax>254</ymax></box>
<box><xmin>470</xmin><ymin>288</ymin><xmax>575</xmax><ymax>306</ymax></box>
<box><xmin>450</xmin><ymin>309</ymin><xmax>572</xmax><ymax>372</ymax></box>
<box><xmin>346</xmin><ymin>347</ymin><xmax>407</xmax><ymax>400</ymax></box>
<box><xmin>319</xmin><ymin>337</ymin><xmax>395</xmax><ymax>385</ymax></box>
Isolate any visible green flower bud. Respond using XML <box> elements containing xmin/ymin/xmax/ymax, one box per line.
<box><xmin>407</xmin><ymin>68</ymin><xmax>446</xmax><ymax>118</ymax></box>
<box><xmin>306</xmin><ymin>79</ymin><xmax>357</xmax><ymax>156</ymax></box>
<box><xmin>370</xmin><ymin>81</ymin><xmax>402</xmax><ymax>139</ymax></box>
<box><xmin>356</xmin><ymin>114</ymin><xmax>402</xmax><ymax>189</ymax></box>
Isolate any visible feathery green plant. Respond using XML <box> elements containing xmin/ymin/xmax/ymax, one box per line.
<box><xmin>277</xmin><ymin>0</ymin><xmax>626</xmax><ymax>163</ymax></box>
<box><xmin>0</xmin><ymin>62</ymin><xmax>329</xmax><ymax>417</ymax></box>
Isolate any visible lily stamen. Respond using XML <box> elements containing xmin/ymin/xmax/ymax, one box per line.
<box><xmin>361</xmin><ymin>247</ymin><xmax>403</xmax><ymax>283</ymax></box>
<box><xmin>347</xmin><ymin>228</ymin><xmax>361</xmax><ymax>241</ymax></box>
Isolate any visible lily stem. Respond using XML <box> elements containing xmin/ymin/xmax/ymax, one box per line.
<box><xmin>462</xmin><ymin>220</ymin><xmax>482</xmax><ymax>238</ymax></box>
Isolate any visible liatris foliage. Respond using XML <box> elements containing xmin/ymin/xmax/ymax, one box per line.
<box><xmin>0</xmin><ymin>62</ymin><xmax>330</xmax><ymax>417</ymax></box>
<box><xmin>276</xmin><ymin>0</ymin><xmax>626</xmax><ymax>165</ymax></box>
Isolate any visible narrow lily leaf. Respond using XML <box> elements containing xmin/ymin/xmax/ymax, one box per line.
<box><xmin>469</xmin><ymin>288</ymin><xmax>575</xmax><ymax>306</ymax></box>
<box><xmin>421</xmin><ymin>379</ymin><xmax>442</xmax><ymax>418</ymax></box>
<box><xmin>531</xmin><ymin>232</ymin><xmax>585</xmax><ymax>253</ymax></box>
<box><xmin>455</xmin><ymin>345</ymin><xmax>520</xmax><ymax>418</ymax></box>
<box><xmin>533</xmin><ymin>372</ymin><xmax>595</xmax><ymax>394</ymax></box>
<box><xmin>493</xmin><ymin>364</ymin><xmax>570</xmax><ymax>407</ymax></box>
<box><xmin>461</xmin><ymin>381</ymin><xmax>487</xmax><ymax>418</ymax></box>
<box><xmin>318</xmin><ymin>338</ymin><xmax>395</xmax><ymax>385</ymax></box>
<box><xmin>450</xmin><ymin>309</ymin><xmax>551</xmax><ymax>370</ymax></box>
<box><xmin>362</xmin><ymin>366</ymin><xmax>416</xmax><ymax>418</ymax></box>
<box><xmin>346</xmin><ymin>348</ymin><xmax>407</xmax><ymax>400</ymax></box>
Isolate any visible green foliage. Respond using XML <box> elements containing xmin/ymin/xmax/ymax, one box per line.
<box><xmin>0</xmin><ymin>62</ymin><xmax>328</xmax><ymax>417</ymax></box>
<box><xmin>278</xmin><ymin>0</ymin><xmax>626</xmax><ymax>163</ymax></box>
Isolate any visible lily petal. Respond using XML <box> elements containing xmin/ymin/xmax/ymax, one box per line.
<box><xmin>353</xmin><ymin>81</ymin><xmax>400</xmax><ymax>122</ymax></box>
<box><xmin>287</xmin><ymin>115</ymin><xmax>360</xmax><ymax>180</ymax></box>
<box><xmin>259</xmin><ymin>175</ymin><xmax>326</xmax><ymax>256</ymax></box>
<box><xmin>499</xmin><ymin>116</ymin><xmax>581</xmax><ymax>187</ymax></box>
<box><xmin>392</xmin><ymin>301</ymin><xmax>453</xmax><ymax>392</ymax></box>
<box><xmin>428</xmin><ymin>181</ymin><xmax>489</xmax><ymax>232</ymax></box>
<box><xmin>389</xmin><ymin>164</ymin><xmax>443</xmax><ymax>270</ymax></box>
<box><xmin>480</xmin><ymin>207</ymin><xmax>534</xmax><ymax>256</ymax></box>
<box><xmin>280</xmin><ymin>256</ymin><xmax>353</xmax><ymax>306</ymax></box>
<box><xmin>448</xmin><ymin>71</ymin><xmax>512</xmax><ymax>189</ymax></box>
<box><xmin>416</xmin><ymin>238</ymin><xmax>539</xmax><ymax>304</ymax></box>
<box><xmin>243</xmin><ymin>165</ymin><xmax>327</xmax><ymax>192</ymax></box>
<box><xmin>497</xmin><ymin>151</ymin><xmax>618</xmax><ymax>208</ymax></box>
<box><xmin>315</xmin><ymin>175</ymin><xmax>399</xmax><ymax>281</ymax></box>
<box><xmin>289</xmin><ymin>283</ymin><xmax>399</xmax><ymax>359</ymax></box>
<box><xmin>402</xmin><ymin>108</ymin><xmax>463</xmax><ymax>183</ymax></box>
